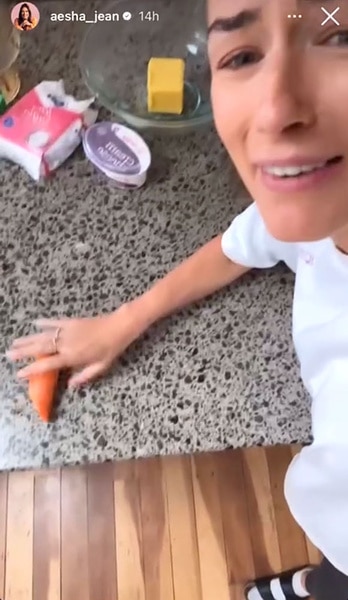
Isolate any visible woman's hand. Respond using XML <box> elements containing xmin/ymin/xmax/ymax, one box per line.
<box><xmin>6</xmin><ymin>303</ymin><xmax>146</xmax><ymax>387</ymax></box>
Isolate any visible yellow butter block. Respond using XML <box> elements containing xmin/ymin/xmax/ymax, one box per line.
<box><xmin>147</xmin><ymin>57</ymin><xmax>185</xmax><ymax>115</ymax></box>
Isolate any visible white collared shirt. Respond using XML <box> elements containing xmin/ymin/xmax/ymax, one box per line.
<box><xmin>222</xmin><ymin>203</ymin><xmax>348</xmax><ymax>574</ymax></box>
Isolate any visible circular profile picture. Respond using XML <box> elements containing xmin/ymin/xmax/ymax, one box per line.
<box><xmin>11</xmin><ymin>2</ymin><xmax>40</xmax><ymax>31</ymax></box>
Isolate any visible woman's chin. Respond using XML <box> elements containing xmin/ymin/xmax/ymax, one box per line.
<box><xmin>255</xmin><ymin>196</ymin><xmax>339</xmax><ymax>243</ymax></box>
<box><xmin>262</xmin><ymin>214</ymin><xmax>334</xmax><ymax>243</ymax></box>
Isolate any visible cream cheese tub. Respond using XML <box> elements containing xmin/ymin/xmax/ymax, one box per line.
<box><xmin>83</xmin><ymin>121</ymin><xmax>151</xmax><ymax>189</ymax></box>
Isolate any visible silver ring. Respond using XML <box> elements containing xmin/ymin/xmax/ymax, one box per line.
<box><xmin>52</xmin><ymin>327</ymin><xmax>62</xmax><ymax>354</ymax></box>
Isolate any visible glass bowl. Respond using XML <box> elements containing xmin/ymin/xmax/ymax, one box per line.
<box><xmin>79</xmin><ymin>0</ymin><xmax>212</xmax><ymax>134</ymax></box>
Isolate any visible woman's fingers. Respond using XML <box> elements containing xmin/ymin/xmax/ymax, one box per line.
<box><xmin>68</xmin><ymin>362</ymin><xmax>105</xmax><ymax>388</ymax></box>
<box><xmin>7</xmin><ymin>313</ymin><xmax>119</xmax><ymax>386</ymax></box>
<box><xmin>8</xmin><ymin>321</ymin><xmax>69</xmax><ymax>351</ymax></box>
<box><xmin>7</xmin><ymin>345</ymin><xmax>39</xmax><ymax>362</ymax></box>
<box><xmin>17</xmin><ymin>355</ymin><xmax>64</xmax><ymax>379</ymax></box>
<box><xmin>10</xmin><ymin>319</ymin><xmax>68</xmax><ymax>350</ymax></box>
<box><xmin>7</xmin><ymin>336</ymin><xmax>58</xmax><ymax>361</ymax></box>
<box><xmin>8</xmin><ymin>332</ymin><xmax>49</xmax><ymax>351</ymax></box>
<box><xmin>8</xmin><ymin>322</ymin><xmax>70</xmax><ymax>357</ymax></box>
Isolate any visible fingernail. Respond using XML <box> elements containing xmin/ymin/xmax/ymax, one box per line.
<box><xmin>7</xmin><ymin>352</ymin><xmax>20</xmax><ymax>362</ymax></box>
<box><xmin>70</xmin><ymin>380</ymin><xmax>82</xmax><ymax>389</ymax></box>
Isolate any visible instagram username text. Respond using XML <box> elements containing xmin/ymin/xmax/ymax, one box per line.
<box><xmin>50</xmin><ymin>11</ymin><xmax>130</xmax><ymax>23</ymax></box>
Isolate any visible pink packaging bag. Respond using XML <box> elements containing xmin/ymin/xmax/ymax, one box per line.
<box><xmin>0</xmin><ymin>80</ymin><xmax>97</xmax><ymax>180</ymax></box>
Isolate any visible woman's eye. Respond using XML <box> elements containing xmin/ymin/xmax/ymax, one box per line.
<box><xmin>220</xmin><ymin>51</ymin><xmax>261</xmax><ymax>70</ymax></box>
<box><xmin>324</xmin><ymin>31</ymin><xmax>348</xmax><ymax>47</ymax></box>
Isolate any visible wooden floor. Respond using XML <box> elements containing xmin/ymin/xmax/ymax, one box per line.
<box><xmin>0</xmin><ymin>444</ymin><xmax>321</xmax><ymax>600</ymax></box>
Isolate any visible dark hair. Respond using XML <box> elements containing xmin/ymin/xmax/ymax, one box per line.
<box><xmin>18</xmin><ymin>3</ymin><xmax>32</xmax><ymax>25</ymax></box>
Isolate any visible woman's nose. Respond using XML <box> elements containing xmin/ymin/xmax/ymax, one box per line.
<box><xmin>254</xmin><ymin>64</ymin><xmax>316</xmax><ymax>136</ymax></box>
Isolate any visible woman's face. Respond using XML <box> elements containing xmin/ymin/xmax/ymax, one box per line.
<box><xmin>208</xmin><ymin>0</ymin><xmax>348</xmax><ymax>242</ymax></box>
<box><xmin>21</xmin><ymin>6</ymin><xmax>29</xmax><ymax>19</ymax></box>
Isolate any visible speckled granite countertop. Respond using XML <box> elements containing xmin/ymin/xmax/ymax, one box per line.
<box><xmin>0</xmin><ymin>0</ymin><xmax>311</xmax><ymax>471</ymax></box>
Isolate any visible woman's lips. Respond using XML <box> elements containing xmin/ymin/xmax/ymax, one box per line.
<box><xmin>256</xmin><ymin>156</ymin><xmax>344</xmax><ymax>193</ymax></box>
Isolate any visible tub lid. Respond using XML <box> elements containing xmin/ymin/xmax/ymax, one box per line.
<box><xmin>83</xmin><ymin>121</ymin><xmax>151</xmax><ymax>176</ymax></box>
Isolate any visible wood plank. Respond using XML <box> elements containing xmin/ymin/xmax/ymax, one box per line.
<box><xmin>216</xmin><ymin>450</ymin><xmax>255</xmax><ymax>600</ymax></box>
<box><xmin>87</xmin><ymin>462</ymin><xmax>117</xmax><ymax>600</ymax></box>
<box><xmin>0</xmin><ymin>472</ymin><xmax>8</xmax><ymax>599</ymax></box>
<box><xmin>137</xmin><ymin>457</ymin><xmax>174</xmax><ymax>600</ymax></box>
<box><xmin>33</xmin><ymin>469</ymin><xmax>61</xmax><ymax>600</ymax></box>
<box><xmin>5</xmin><ymin>471</ymin><xmax>34</xmax><ymax>600</ymax></box>
<box><xmin>114</xmin><ymin>460</ymin><xmax>145</xmax><ymax>600</ymax></box>
<box><xmin>242</xmin><ymin>447</ymin><xmax>282</xmax><ymax>576</ymax></box>
<box><xmin>61</xmin><ymin>467</ymin><xmax>89</xmax><ymax>600</ymax></box>
<box><xmin>163</xmin><ymin>455</ymin><xmax>202</xmax><ymax>600</ymax></box>
<box><xmin>290</xmin><ymin>445</ymin><xmax>322</xmax><ymax>565</ymax></box>
<box><xmin>192</xmin><ymin>453</ymin><xmax>230</xmax><ymax>600</ymax></box>
<box><xmin>266</xmin><ymin>446</ymin><xmax>308</xmax><ymax>570</ymax></box>
<box><xmin>305</xmin><ymin>539</ymin><xmax>322</xmax><ymax>565</ymax></box>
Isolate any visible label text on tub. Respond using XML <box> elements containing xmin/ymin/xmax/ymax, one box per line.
<box><xmin>98</xmin><ymin>142</ymin><xmax>137</xmax><ymax>171</ymax></box>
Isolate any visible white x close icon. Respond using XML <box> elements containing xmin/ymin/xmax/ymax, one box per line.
<box><xmin>321</xmin><ymin>6</ymin><xmax>340</xmax><ymax>26</ymax></box>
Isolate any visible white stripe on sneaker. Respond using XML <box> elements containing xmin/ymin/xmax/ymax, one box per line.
<box><xmin>292</xmin><ymin>569</ymin><xmax>311</xmax><ymax>597</ymax></box>
<box><xmin>246</xmin><ymin>586</ymin><xmax>264</xmax><ymax>600</ymax></box>
<box><xmin>270</xmin><ymin>578</ymin><xmax>287</xmax><ymax>600</ymax></box>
